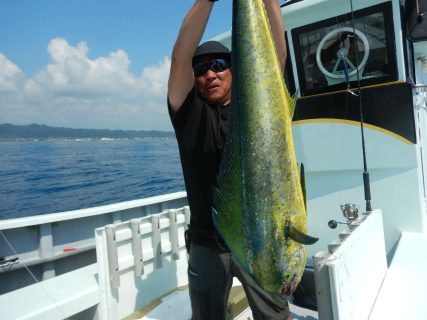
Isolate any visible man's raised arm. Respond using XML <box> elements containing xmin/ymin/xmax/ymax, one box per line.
<box><xmin>168</xmin><ymin>0</ymin><xmax>215</xmax><ymax>113</ymax></box>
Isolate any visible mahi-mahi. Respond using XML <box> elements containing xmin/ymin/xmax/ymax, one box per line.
<box><xmin>212</xmin><ymin>0</ymin><xmax>317</xmax><ymax>294</ymax></box>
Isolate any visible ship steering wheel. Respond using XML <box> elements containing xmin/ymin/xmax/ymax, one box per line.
<box><xmin>316</xmin><ymin>27</ymin><xmax>370</xmax><ymax>79</ymax></box>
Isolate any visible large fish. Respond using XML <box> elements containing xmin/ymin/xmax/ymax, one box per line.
<box><xmin>212</xmin><ymin>0</ymin><xmax>317</xmax><ymax>294</ymax></box>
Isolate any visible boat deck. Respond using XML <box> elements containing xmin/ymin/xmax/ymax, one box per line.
<box><xmin>126</xmin><ymin>279</ymin><xmax>318</xmax><ymax>320</ymax></box>
<box><xmin>369</xmin><ymin>232</ymin><xmax>427</xmax><ymax>319</ymax></box>
<box><xmin>1</xmin><ymin>209</ymin><xmax>426</xmax><ymax>319</ymax></box>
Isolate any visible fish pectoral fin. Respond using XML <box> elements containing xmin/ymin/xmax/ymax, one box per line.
<box><xmin>285</xmin><ymin>222</ymin><xmax>319</xmax><ymax>245</ymax></box>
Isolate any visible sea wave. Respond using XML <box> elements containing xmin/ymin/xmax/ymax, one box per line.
<box><xmin>0</xmin><ymin>138</ymin><xmax>184</xmax><ymax>219</ymax></box>
<box><xmin>4</xmin><ymin>136</ymin><xmax>175</xmax><ymax>142</ymax></box>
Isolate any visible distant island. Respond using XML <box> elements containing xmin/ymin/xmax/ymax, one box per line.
<box><xmin>0</xmin><ymin>123</ymin><xmax>175</xmax><ymax>140</ymax></box>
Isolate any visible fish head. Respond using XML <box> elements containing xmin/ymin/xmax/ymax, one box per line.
<box><xmin>280</xmin><ymin>273</ymin><xmax>301</xmax><ymax>297</ymax></box>
<box><xmin>248</xmin><ymin>235</ymin><xmax>307</xmax><ymax>295</ymax></box>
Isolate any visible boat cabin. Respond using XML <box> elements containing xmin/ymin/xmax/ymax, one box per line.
<box><xmin>214</xmin><ymin>0</ymin><xmax>427</xmax><ymax>262</ymax></box>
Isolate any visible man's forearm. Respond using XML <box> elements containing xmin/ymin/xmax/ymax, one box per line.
<box><xmin>172</xmin><ymin>0</ymin><xmax>214</xmax><ymax>66</ymax></box>
<box><xmin>263</xmin><ymin>0</ymin><xmax>287</xmax><ymax>71</ymax></box>
<box><xmin>169</xmin><ymin>0</ymin><xmax>215</xmax><ymax>112</ymax></box>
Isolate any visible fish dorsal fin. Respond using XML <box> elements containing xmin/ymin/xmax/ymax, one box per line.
<box><xmin>285</xmin><ymin>221</ymin><xmax>318</xmax><ymax>245</ymax></box>
<box><xmin>300</xmin><ymin>163</ymin><xmax>307</xmax><ymax>213</ymax></box>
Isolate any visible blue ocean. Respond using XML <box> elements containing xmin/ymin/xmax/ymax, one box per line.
<box><xmin>0</xmin><ymin>138</ymin><xmax>184</xmax><ymax>219</ymax></box>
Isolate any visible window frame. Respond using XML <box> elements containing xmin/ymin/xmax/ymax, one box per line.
<box><xmin>291</xmin><ymin>2</ymin><xmax>398</xmax><ymax>96</ymax></box>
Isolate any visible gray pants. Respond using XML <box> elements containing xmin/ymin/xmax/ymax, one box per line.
<box><xmin>188</xmin><ymin>243</ymin><xmax>289</xmax><ymax>320</ymax></box>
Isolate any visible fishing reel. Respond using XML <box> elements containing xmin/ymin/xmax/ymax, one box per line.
<box><xmin>328</xmin><ymin>203</ymin><xmax>359</xmax><ymax>229</ymax></box>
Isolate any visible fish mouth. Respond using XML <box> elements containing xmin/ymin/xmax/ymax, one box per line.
<box><xmin>280</xmin><ymin>275</ymin><xmax>301</xmax><ymax>296</ymax></box>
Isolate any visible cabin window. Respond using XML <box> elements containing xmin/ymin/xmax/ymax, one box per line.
<box><xmin>292</xmin><ymin>2</ymin><xmax>397</xmax><ymax>96</ymax></box>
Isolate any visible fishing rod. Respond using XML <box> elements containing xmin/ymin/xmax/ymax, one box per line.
<box><xmin>280</xmin><ymin>0</ymin><xmax>373</xmax><ymax>212</ymax></box>
<box><xmin>347</xmin><ymin>0</ymin><xmax>372</xmax><ymax>212</ymax></box>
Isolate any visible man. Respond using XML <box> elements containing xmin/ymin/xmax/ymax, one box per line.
<box><xmin>168</xmin><ymin>1</ymin><xmax>290</xmax><ymax>319</ymax></box>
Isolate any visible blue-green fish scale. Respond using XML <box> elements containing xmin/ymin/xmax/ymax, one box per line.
<box><xmin>213</xmin><ymin>0</ymin><xmax>307</xmax><ymax>293</ymax></box>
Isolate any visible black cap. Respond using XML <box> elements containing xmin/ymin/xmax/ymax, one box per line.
<box><xmin>193</xmin><ymin>41</ymin><xmax>231</xmax><ymax>62</ymax></box>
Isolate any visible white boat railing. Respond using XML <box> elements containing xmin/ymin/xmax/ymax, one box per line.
<box><xmin>95</xmin><ymin>206</ymin><xmax>190</xmax><ymax>320</ymax></box>
<box><xmin>314</xmin><ymin>210</ymin><xmax>387</xmax><ymax>320</ymax></box>
<box><xmin>0</xmin><ymin>192</ymin><xmax>188</xmax><ymax>230</ymax></box>
<box><xmin>314</xmin><ymin>208</ymin><xmax>427</xmax><ymax>319</ymax></box>
<box><xmin>0</xmin><ymin>192</ymin><xmax>188</xmax><ymax>290</ymax></box>
<box><xmin>0</xmin><ymin>205</ymin><xmax>191</xmax><ymax>320</ymax></box>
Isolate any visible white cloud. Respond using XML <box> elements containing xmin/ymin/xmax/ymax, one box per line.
<box><xmin>27</xmin><ymin>37</ymin><xmax>136</xmax><ymax>96</ymax></box>
<box><xmin>140</xmin><ymin>56</ymin><xmax>170</xmax><ymax>95</ymax></box>
<box><xmin>0</xmin><ymin>38</ymin><xmax>173</xmax><ymax>131</ymax></box>
<box><xmin>0</xmin><ymin>53</ymin><xmax>23</xmax><ymax>92</ymax></box>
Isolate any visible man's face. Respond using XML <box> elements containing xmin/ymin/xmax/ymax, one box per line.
<box><xmin>193</xmin><ymin>55</ymin><xmax>232</xmax><ymax>105</ymax></box>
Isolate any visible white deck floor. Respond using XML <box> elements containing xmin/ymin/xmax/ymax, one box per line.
<box><xmin>369</xmin><ymin>232</ymin><xmax>427</xmax><ymax>319</ymax></box>
<box><xmin>137</xmin><ymin>280</ymin><xmax>318</xmax><ymax>320</ymax></box>
<box><xmin>137</xmin><ymin>289</ymin><xmax>191</xmax><ymax>320</ymax></box>
<box><xmin>137</xmin><ymin>231</ymin><xmax>427</xmax><ymax>320</ymax></box>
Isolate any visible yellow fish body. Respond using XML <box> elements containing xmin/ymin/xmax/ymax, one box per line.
<box><xmin>212</xmin><ymin>0</ymin><xmax>316</xmax><ymax>294</ymax></box>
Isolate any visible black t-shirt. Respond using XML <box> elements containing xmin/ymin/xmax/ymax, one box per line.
<box><xmin>168</xmin><ymin>88</ymin><xmax>231</xmax><ymax>244</ymax></box>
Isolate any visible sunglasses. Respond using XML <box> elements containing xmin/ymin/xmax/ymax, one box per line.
<box><xmin>193</xmin><ymin>58</ymin><xmax>231</xmax><ymax>77</ymax></box>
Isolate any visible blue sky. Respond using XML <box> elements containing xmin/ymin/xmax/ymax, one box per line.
<box><xmin>0</xmin><ymin>1</ymin><xmax>232</xmax><ymax>131</ymax></box>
